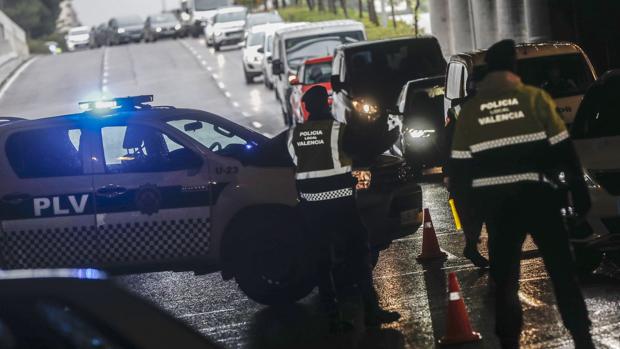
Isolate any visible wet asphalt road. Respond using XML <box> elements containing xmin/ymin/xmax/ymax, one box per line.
<box><xmin>2</xmin><ymin>38</ymin><xmax>620</xmax><ymax>348</ymax></box>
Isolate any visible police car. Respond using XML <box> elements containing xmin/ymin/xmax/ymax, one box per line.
<box><xmin>0</xmin><ymin>96</ymin><xmax>422</xmax><ymax>305</ymax></box>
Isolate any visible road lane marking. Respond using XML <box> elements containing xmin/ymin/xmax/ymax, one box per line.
<box><xmin>0</xmin><ymin>57</ymin><xmax>38</xmax><ymax>100</ymax></box>
<box><xmin>224</xmin><ymin>91</ymin><xmax>231</xmax><ymax>98</ymax></box>
<box><xmin>241</xmin><ymin>111</ymin><xmax>250</xmax><ymax>117</ymax></box>
<box><xmin>252</xmin><ymin>121</ymin><xmax>263</xmax><ymax>128</ymax></box>
<box><xmin>201</xmin><ymin>60</ymin><xmax>207</xmax><ymax>66</ymax></box>
<box><xmin>179</xmin><ymin>308</ymin><xmax>235</xmax><ymax>318</ymax></box>
<box><xmin>207</xmin><ymin>66</ymin><xmax>212</xmax><ymax>71</ymax></box>
<box><xmin>232</xmin><ymin>101</ymin><xmax>240</xmax><ymax>108</ymax></box>
<box><xmin>217</xmin><ymin>81</ymin><xmax>225</xmax><ymax>89</ymax></box>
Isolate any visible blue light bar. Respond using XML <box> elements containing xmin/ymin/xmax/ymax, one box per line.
<box><xmin>78</xmin><ymin>95</ymin><xmax>154</xmax><ymax>112</ymax></box>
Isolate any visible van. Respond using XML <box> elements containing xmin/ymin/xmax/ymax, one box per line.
<box><xmin>444</xmin><ymin>42</ymin><xmax>597</xmax><ymax>126</ymax></box>
<box><xmin>271</xmin><ymin>20</ymin><xmax>366</xmax><ymax>125</ymax></box>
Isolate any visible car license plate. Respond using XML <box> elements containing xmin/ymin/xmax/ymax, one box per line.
<box><xmin>401</xmin><ymin>209</ymin><xmax>420</xmax><ymax>225</ymax></box>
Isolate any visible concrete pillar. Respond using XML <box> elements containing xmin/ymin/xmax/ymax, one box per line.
<box><xmin>497</xmin><ymin>0</ymin><xmax>527</xmax><ymax>42</ymax></box>
<box><xmin>448</xmin><ymin>0</ymin><xmax>475</xmax><ymax>53</ymax></box>
<box><xmin>470</xmin><ymin>0</ymin><xmax>498</xmax><ymax>49</ymax></box>
<box><xmin>429</xmin><ymin>0</ymin><xmax>453</xmax><ymax>56</ymax></box>
<box><xmin>525</xmin><ymin>0</ymin><xmax>551</xmax><ymax>42</ymax></box>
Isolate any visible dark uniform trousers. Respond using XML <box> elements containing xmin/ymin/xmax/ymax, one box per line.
<box><xmin>477</xmin><ymin>183</ymin><xmax>591</xmax><ymax>345</ymax></box>
<box><xmin>299</xmin><ymin>194</ymin><xmax>378</xmax><ymax>311</ymax></box>
<box><xmin>452</xmin><ymin>192</ymin><xmax>484</xmax><ymax>246</ymax></box>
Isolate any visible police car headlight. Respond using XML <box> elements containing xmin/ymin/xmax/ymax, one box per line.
<box><xmin>352</xmin><ymin>99</ymin><xmax>379</xmax><ymax>121</ymax></box>
<box><xmin>352</xmin><ymin>170</ymin><xmax>372</xmax><ymax>190</ymax></box>
<box><xmin>584</xmin><ymin>172</ymin><xmax>600</xmax><ymax>189</ymax></box>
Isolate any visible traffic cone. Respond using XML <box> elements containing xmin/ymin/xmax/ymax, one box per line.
<box><xmin>439</xmin><ymin>272</ymin><xmax>482</xmax><ymax>345</ymax></box>
<box><xmin>416</xmin><ymin>208</ymin><xmax>447</xmax><ymax>261</ymax></box>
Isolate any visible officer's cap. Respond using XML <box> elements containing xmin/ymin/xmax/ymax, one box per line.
<box><xmin>486</xmin><ymin>39</ymin><xmax>517</xmax><ymax>73</ymax></box>
<box><xmin>302</xmin><ymin>85</ymin><xmax>330</xmax><ymax>115</ymax></box>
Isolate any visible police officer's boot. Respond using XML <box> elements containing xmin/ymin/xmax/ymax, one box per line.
<box><xmin>571</xmin><ymin>329</ymin><xmax>595</xmax><ymax>349</ymax></box>
<box><xmin>363</xmin><ymin>290</ymin><xmax>400</xmax><ymax>327</ymax></box>
<box><xmin>463</xmin><ymin>239</ymin><xmax>489</xmax><ymax>268</ymax></box>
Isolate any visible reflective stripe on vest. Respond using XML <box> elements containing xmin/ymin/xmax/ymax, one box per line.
<box><xmin>299</xmin><ymin>188</ymin><xmax>353</xmax><ymax>201</ymax></box>
<box><xmin>472</xmin><ymin>172</ymin><xmax>551</xmax><ymax>188</ymax></box>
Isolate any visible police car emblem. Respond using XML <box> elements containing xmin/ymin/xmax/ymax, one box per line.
<box><xmin>135</xmin><ymin>184</ymin><xmax>162</xmax><ymax>215</ymax></box>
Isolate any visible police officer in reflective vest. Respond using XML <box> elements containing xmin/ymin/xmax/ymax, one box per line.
<box><xmin>288</xmin><ymin>85</ymin><xmax>400</xmax><ymax>330</ymax></box>
<box><xmin>449</xmin><ymin>40</ymin><xmax>594</xmax><ymax>349</ymax></box>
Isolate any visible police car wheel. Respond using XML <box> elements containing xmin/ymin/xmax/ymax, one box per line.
<box><xmin>572</xmin><ymin>243</ymin><xmax>603</xmax><ymax>275</ymax></box>
<box><xmin>231</xmin><ymin>206</ymin><xmax>316</xmax><ymax>305</ymax></box>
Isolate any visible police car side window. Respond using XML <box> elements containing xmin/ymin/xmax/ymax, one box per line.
<box><xmin>168</xmin><ymin>119</ymin><xmax>247</xmax><ymax>152</ymax></box>
<box><xmin>6</xmin><ymin>127</ymin><xmax>84</xmax><ymax>178</ymax></box>
<box><xmin>101</xmin><ymin>125</ymin><xmax>200</xmax><ymax>173</ymax></box>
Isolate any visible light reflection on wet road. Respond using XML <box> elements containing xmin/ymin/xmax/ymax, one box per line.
<box><xmin>2</xmin><ymin>38</ymin><xmax>620</xmax><ymax>348</ymax></box>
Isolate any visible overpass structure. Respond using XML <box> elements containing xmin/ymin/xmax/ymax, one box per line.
<box><xmin>429</xmin><ymin>0</ymin><xmax>620</xmax><ymax>73</ymax></box>
<box><xmin>0</xmin><ymin>10</ymin><xmax>29</xmax><ymax>84</ymax></box>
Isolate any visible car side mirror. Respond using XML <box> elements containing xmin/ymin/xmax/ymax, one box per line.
<box><xmin>257</xmin><ymin>46</ymin><xmax>264</xmax><ymax>54</ymax></box>
<box><xmin>331</xmin><ymin>75</ymin><xmax>343</xmax><ymax>92</ymax></box>
<box><xmin>267</xmin><ymin>56</ymin><xmax>272</xmax><ymax>63</ymax></box>
<box><xmin>272</xmin><ymin>59</ymin><xmax>283</xmax><ymax>75</ymax></box>
<box><xmin>290</xmin><ymin>76</ymin><xmax>300</xmax><ymax>85</ymax></box>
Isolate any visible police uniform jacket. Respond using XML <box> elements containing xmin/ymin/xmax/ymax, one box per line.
<box><xmin>448</xmin><ymin>71</ymin><xmax>590</xmax><ymax>212</ymax></box>
<box><xmin>288</xmin><ymin>118</ymin><xmax>355</xmax><ymax>202</ymax></box>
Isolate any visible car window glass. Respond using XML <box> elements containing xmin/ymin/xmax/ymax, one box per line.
<box><xmin>168</xmin><ymin>119</ymin><xmax>249</xmax><ymax>152</ymax></box>
<box><xmin>304</xmin><ymin>61</ymin><xmax>331</xmax><ymax>84</ymax></box>
<box><xmin>572</xmin><ymin>75</ymin><xmax>620</xmax><ymax>139</ymax></box>
<box><xmin>101</xmin><ymin>125</ymin><xmax>200</xmax><ymax>173</ymax></box>
<box><xmin>248</xmin><ymin>32</ymin><xmax>265</xmax><ymax>46</ymax></box>
<box><xmin>6</xmin><ymin>127</ymin><xmax>84</xmax><ymax>178</ymax></box>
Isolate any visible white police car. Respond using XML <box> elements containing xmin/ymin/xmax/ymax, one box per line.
<box><xmin>0</xmin><ymin>96</ymin><xmax>422</xmax><ymax>305</ymax></box>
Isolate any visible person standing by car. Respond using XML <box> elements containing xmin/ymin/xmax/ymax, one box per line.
<box><xmin>448</xmin><ymin>40</ymin><xmax>594</xmax><ymax>349</ymax></box>
<box><xmin>288</xmin><ymin>86</ymin><xmax>400</xmax><ymax>331</ymax></box>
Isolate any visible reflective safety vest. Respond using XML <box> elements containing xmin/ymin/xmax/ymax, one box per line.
<box><xmin>449</xmin><ymin>72</ymin><xmax>571</xmax><ymax>190</ymax></box>
<box><xmin>288</xmin><ymin>120</ymin><xmax>355</xmax><ymax>201</ymax></box>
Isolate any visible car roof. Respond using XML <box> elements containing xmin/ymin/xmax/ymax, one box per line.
<box><xmin>217</xmin><ymin>6</ymin><xmax>247</xmax><ymax>14</ymax></box>
<box><xmin>250</xmin><ymin>22</ymin><xmax>285</xmax><ymax>33</ymax></box>
<box><xmin>274</xmin><ymin>20</ymin><xmax>364</xmax><ymax>38</ymax></box>
<box><xmin>304</xmin><ymin>55</ymin><xmax>333</xmax><ymax>65</ymax></box>
<box><xmin>69</xmin><ymin>26</ymin><xmax>91</xmax><ymax>33</ymax></box>
<box><xmin>339</xmin><ymin>35</ymin><xmax>438</xmax><ymax>50</ymax></box>
<box><xmin>450</xmin><ymin>41</ymin><xmax>587</xmax><ymax>67</ymax></box>
<box><xmin>0</xmin><ymin>269</ymin><xmax>106</xmax><ymax>281</ymax></box>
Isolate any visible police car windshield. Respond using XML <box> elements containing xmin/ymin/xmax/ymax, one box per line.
<box><xmin>472</xmin><ymin>53</ymin><xmax>595</xmax><ymax>99</ymax></box>
<box><xmin>168</xmin><ymin>119</ymin><xmax>252</xmax><ymax>152</ymax></box>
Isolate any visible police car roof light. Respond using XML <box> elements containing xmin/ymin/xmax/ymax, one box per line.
<box><xmin>78</xmin><ymin>95</ymin><xmax>154</xmax><ymax>112</ymax></box>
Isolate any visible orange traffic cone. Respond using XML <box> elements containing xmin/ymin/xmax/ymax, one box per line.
<box><xmin>416</xmin><ymin>208</ymin><xmax>447</xmax><ymax>261</ymax></box>
<box><xmin>439</xmin><ymin>272</ymin><xmax>482</xmax><ymax>345</ymax></box>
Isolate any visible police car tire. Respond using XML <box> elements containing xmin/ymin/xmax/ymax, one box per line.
<box><xmin>572</xmin><ymin>243</ymin><xmax>603</xmax><ymax>275</ymax></box>
<box><xmin>229</xmin><ymin>206</ymin><xmax>316</xmax><ymax>305</ymax></box>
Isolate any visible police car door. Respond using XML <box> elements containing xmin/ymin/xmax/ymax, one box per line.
<box><xmin>92</xmin><ymin>121</ymin><xmax>211</xmax><ymax>270</ymax></box>
<box><xmin>0</xmin><ymin>120</ymin><xmax>97</xmax><ymax>269</ymax></box>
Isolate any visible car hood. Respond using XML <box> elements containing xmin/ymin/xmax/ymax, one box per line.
<box><xmin>153</xmin><ymin>21</ymin><xmax>179</xmax><ymax>28</ymax></box>
<box><xmin>214</xmin><ymin>21</ymin><xmax>245</xmax><ymax>31</ymax></box>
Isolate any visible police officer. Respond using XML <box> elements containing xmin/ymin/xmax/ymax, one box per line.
<box><xmin>448</xmin><ymin>40</ymin><xmax>594</xmax><ymax>349</ymax></box>
<box><xmin>288</xmin><ymin>85</ymin><xmax>400</xmax><ymax>330</ymax></box>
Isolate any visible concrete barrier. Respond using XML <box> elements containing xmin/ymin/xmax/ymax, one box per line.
<box><xmin>0</xmin><ymin>10</ymin><xmax>29</xmax><ymax>85</ymax></box>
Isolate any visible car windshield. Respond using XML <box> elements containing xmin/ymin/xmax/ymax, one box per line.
<box><xmin>167</xmin><ymin>119</ymin><xmax>252</xmax><ymax>152</ymax></box>
<box><xmin>247</xmin><ymin>13</ymin><xmax>282</xmax><ymax>27</ymax></box>
<box><xmin>195</xmin><ymin>0</ymin><xmax>230</xmax><ymax>11</ymax></box>
<box><xmin>117</xmin><ymin>15</ymin><xmax>142</xmax><ymax>26</ymax></box>
<box><xmin>215</xmin><ymin>10</ymin><xmax>246</xmax><ymax>23</ymax></box>
<box><xmin>345</xmin><ymin>39</ymin><xmax>446</xmax><ymax>104</ymax></box>
<box><xmin>69</xmin><ymin>28</ymin><xmax>89</xmax><ymax>35</ymax></box>
<box><xmin>472</xmin><ymin>53</ymin><xmax>595</xmax><ymax>99</ymax></box>
<box><xmin>152</xmin><ymin>13</ymin><xmax>177</xmax><ymax>23</ymax></box>
<box><xmin>248</xmin><ymin>32</ymin><xmax>265</xmax><ymax>46</ymax></box>
<box><xmin>286</xmin><ymin>32</ymin><xmax>363</xmax><ymax>70</ymax></box>
<box><xmin>304</xmin><ymin>61</ymin><xmax>332</xmax><ymax>84</ymax></box>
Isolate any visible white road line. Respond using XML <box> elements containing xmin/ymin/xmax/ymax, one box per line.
<box><xmin>102</xmin><ymin>78</ymin><xmax>108</xmax><ymax>84</ymax></box>
<box><xmin>241</xmin><ymin>111</ymin><xmax>250</xmax><ymax>117</ymax></box>
<box><xmin>252</xmin><ymin>121</ymin><xmax>263</xmax><ymax>128</ymax></box>
<box><xmin>206</xmin><ymin>66</ymin><xmax>212</xmax><ymax>71</ymax></box>
<box><xmin>217</xmin><ymin>82</ymin><xmax>225</xmax><ymax>89</ymax></box>
<box><xmin>212</xmin><ymin>73</ymin><xmax>219</xmax><ymax>79</ymax></box>
<box><xmin>232</xmin><ymin>101</ymin><xmax>240</xmax><ymax>108</ymax></box>
<box><xmin>201</xmin><ymin>60</ymin><xmax>207</xmax><ymax>65</ymax></box>
<box><xmin>103</xmin><ymin>71</ymin><xmax>109</xmax><ymax>77</ymax></box>
<box><xmin>0</xmin><ymin>57</ymin><xmax>38</xmax><ymax>100</ymax></box>
<box><xmin>224</xmin><ymin>91</ymin><xmax>231</xmax><ymax>98</ymax></box>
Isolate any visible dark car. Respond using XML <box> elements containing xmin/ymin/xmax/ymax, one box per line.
<box><xmin>331</xmin><ymin>36</ymin><xmax>447</xmax><ymax>159</ymax></box>
<box><xmin>0</xmin><ymin>269</ymin><xmax>221</xmax><ymax>349</ymax></box>
<box><xmin>396</xmin><ymin>75</ymin><xmax>449</xmax><ymax>173</ymax></box>
<box><xmin>144</xmin><ymin>13</ymin><xmax>183</xmax><ymax>42</ymax></box>
<box><xmin>107</xmin><ymin>15</ymin><xmax>144</xmax><ymax>45</ymax></box>
<box><xmin>89</xmin><ymin>23</ymin><xmax>108</xmax><ymax>48</ymax></box>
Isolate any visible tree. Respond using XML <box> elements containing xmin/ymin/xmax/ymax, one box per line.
<box><xmin>306</xmin><ymin>0</ymin><xmax>315</xmax><ymax>10</ymax></box>
<box><xmin>389</xmin><ymin>0</ymin><xmax>396</xmax><ymax>28</ymax></box>
<box><xmin>367</xmin><ymin>0</ymin><xmax>379</xmax><ymax>25</ymax></box>
<box><xmin>339</xmin><ymin>0</ymin><xmax>348</xmax><ymax>17</ymax></box>
<box><xmin>358</xmin><ymin>0</ymin><xmax>363</xmax><ymax>18</ymax></box>
<box><xmin>317</xmin><ymin>0</ymin><xmax>325</xmax><ymax>12</ymax></box>
<box><xmin>4</xmin><ymin>0</ymin><xmax>60</xmax><ymax>38</ymax></box>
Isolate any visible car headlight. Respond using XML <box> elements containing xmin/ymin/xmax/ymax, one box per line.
<box><xmin>352</xmin><ymin>170</ymin><xmax>372</xmax><ymax>190</ymax></box>
<box><xmin>181</xmin><ymin>12</ymin><xmax>191</xmax><ymax>21</ymax></box>
<box><xmin>407</xmin><ymin>129</ymin><xmax>436</xmax><ymax>138</ymax></box>
<box><xmin>352</xmin><ymin>99</ymin><xmax>379</xmax><ymax>121</ymax></box>
<box><xmin>117</xmin><ymin>28</ymin><xmax>126</xmax><ymax>34</ymax></box>
<box><xmin>156</xmin><ymin>27</ymin><xmax>162</xmax><ymax>33</ymax></box>
<box><xmin>584</xmin><ymin>172</ymin><xmax>600</xmax><ymax>189</ymax></box>
<box><xmin>215</xmin><ymin>31</ymin><xmax>223</xmax><ymax>36</ymax></box>
<box><xmin>175</xmin><ymin>24</ymin><xmax>182</xmax><ymax>30</ymax></box>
